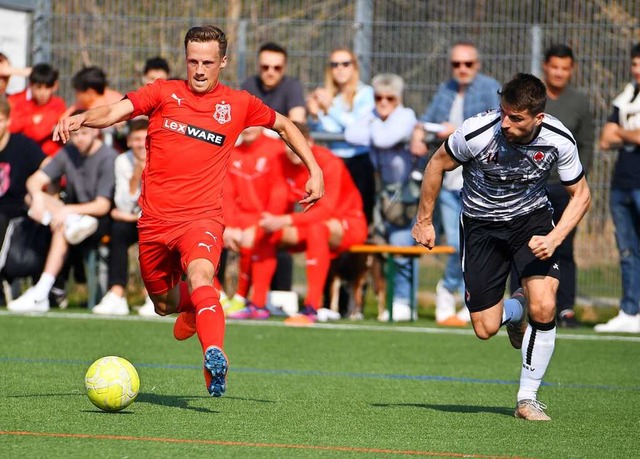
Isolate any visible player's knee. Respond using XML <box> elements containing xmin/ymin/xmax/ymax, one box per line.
<box><xmin>472</xmin><ymin>321</ymin><xmax>499</xmax><ymax>340</ymax></box>
<box><xmin>153</xmin><ymin>301</ymin><xmax>170</xmax><ymax>316</ymax></box>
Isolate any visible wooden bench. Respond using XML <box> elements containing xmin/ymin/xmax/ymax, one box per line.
<box><xmin>348</xmin><ymin>244</ymin><xmax>455</xmax><ymax>322</ymax></box>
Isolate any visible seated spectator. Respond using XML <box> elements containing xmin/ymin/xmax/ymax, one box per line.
<box><xmin>7</xmin><ymin>110</ymin><xmax>116</xmax><ymax>313</ymax></box>
<box><xmin>222</xmin><ymin>126</ymin><xmax>287</xmax><ymax>317</ymax></box>
<box><xmin>142</xmin><ymin>56</ymin><xmax>170</xmax><ymax>85</ymax></box>
<box><xmin>307</xmin><ymin>48</ymin><xmax>376</xmax><ymax>224</ymax></box>
<box><xmin>238</xmin><ymin>122</ymin><xmax>367</xmax><ymax>324</ymax></box>
<box><xmin>345</xmin><ymin>73</ymin><xmax>420</xmax><ymax>322</ymax></box>
<box><xmin>0</xmin><ymin>95</ymin><xmax>46</xmax><ymax>244</ymax></box>
<box><xmin>92</xmin><ymin>119</ymin><xmax>155</xmax><ymax>316</ymax></box>
<box><xmin>8</xmin><ymin>63</ymin><xmax>66</xmax><ymax>156</ymax></box>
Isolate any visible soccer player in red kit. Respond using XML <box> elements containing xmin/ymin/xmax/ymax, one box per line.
<box><xmin>252</xmin><ymin>122</ymin><xmax>367</xmax><ymax>324</ymax></box>
<box><xmin>53</xmin><ymin>25</ymin><xmax>324</xmax><ymax>397</ymax></box>
<box><xmin>222</xmin><ymin>126</ymin><xmax>287</xmax><ymax>318</ymax></box>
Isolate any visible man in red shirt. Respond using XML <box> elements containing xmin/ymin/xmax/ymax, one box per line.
<box><xmin>8</xmin><ymin>63</ymin><xmax>66</xmax><ymax>156</ymax></box>
<box><xmin>222</xmin><ymin>126</ymin><xmax>287</xmax><ymax>318</ymax></box>
<box><xmin>54</xmin><ymin>25</ymin><xmax>324</xmax><ymax>397</ymax></box>
<box><xmin>250</xmin><ymin>122</ymin><xmax>367</xmax><ymax>324</ymax></box>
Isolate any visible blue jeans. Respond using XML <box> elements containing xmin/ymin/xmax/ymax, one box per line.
<box><xmin>385</xmin><ymin>221</ymin><xmax>418</xmax><ymax>304</ymax></box>
<box><xmin>610</xmin><ymin>188</ymin><xmax>640</xmax><ymax>315</ymax></box>
<box><xmin>439</xmin><ymin>188</ymin><xmax>464</xmax><ymax>296</ymax></box>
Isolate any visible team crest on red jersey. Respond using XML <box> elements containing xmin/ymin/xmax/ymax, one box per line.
<box><xmin>533</xmin><ymin>151</ymin><xmax>545</xmax><ymax>161</ymax></box>
<box><xmin>213</xmin><ymin>102</ymin><xmax>231</xmax><ymax>124</ymax></box>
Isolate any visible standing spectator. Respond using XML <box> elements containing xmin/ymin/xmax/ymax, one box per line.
<box><xmin>52</xmin><ymin>25</ymin><xmax>323</xmax><ymax>397</ymax></box>
<box><xmin>247</xmin><ymin>122</ymin><xmax>367</xmax><ymax>324</ymax></box>
<box><xmin>346</xmin><ymin>73</ymin><xmax>419</xmax><ymax>322</ymax></box>
<box><xmin>307</xmin><ymin>48</ymin><xmax>376</xmax><ymax>224</ymax></box>
<box><xmin>92</xmin><ymin>119</ymin><xmax>155</xmax><ymax>317</ymax></box>
<box><xmin>241</xmin><ymin>42</ymin><xmax>306</xmax><ymax>294</ymax></box>
<box><xmin>522</xmin><ymin>44</ymin><xmax>593</xmax><ymax>328</ymax></box>
<box><xmin>0</xmin><ymin>96</ymin><xmax>46</xmax><ymax>244</ymax></box>
<box><xmin>595</xmin><ymin>43</ymin><xmax>640</xmax><ymax>334</ymax></box>
<box><xmin>412</xmin><ymin>74</ymin><xmax>591</xmax><ymax>420</ymax></box>
<box><xmin>241</xmin><ymin>42</ymin><xmax>306</xmax><ymax>123</ymax></box>
<box><xmin>8</xmin><ymin>111</ymin><xmax>117</xmax><ymax>313</ymax></box>
<box><xmin>8</xmin><ymin>63</ymin><xmax>67</xmax><ymax>156</ymax></box>
<box><xmin>222</xmin><ymin>126</ymin><xmax>287</xmax><ymax>317</ymax></box>
<box><xmin>410</xmin><ymin>41</ymin><xmax>501</xmax><ymax>327</ymax></box>
<box><xmin>142</xmin><ymin>57</ymin><xmax>170</xmax><ymax>85</ymax></box>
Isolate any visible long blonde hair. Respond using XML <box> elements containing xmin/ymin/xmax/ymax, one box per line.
<box><xmin>324</xmin><ymin>49</ymin><xmax>361</xmax><ymax>110</ymax></box>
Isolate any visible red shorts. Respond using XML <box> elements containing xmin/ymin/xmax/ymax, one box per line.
<box><xmin>334</xmin><ymin>214</ymin><xmax>368</xmax><ymax>253</ymax></box>
<box><xmin>137</xmin><ymin>216</ymin><xmax>224</xmax><ymax>295</ymax></box>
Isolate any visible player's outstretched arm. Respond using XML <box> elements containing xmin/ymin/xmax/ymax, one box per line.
<box><xmin>53</xmin><ymin>99</ymin><xmax>135</xmax><ymax>144</ymax></box>
<box><xmin>271</xmin><ymin>113</ymin><xmax>324</xmax><ymax>211</ymax></box>
<box><xmin>412</xmin><ymin>144</ymin><xmax>459</xmax><ymax>249</ymax></box>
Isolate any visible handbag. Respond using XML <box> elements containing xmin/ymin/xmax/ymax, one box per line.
<box><xmin>0</xmin><ymin>217</ymin><xmax>52</xmax><ymax>280</ymax></box>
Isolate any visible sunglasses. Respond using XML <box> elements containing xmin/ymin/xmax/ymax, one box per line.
<box><xmin>451</xmin><ymin>61</ymin><xmax>476</xmax><ymax>69</ymax></box>
<box><xmin>260</xmin><ymin>64</ymin><xmax>283</xmax><ymax>72</ymax></box>
<box><xmin>330</xmin><ymin>61</ymin><xmax>352</xmax><ymax>69</ymax></box>
<box><xmin>374</xmin><ymin>94</ymin><xmax>397</xmax><ymax>103</ymax></box>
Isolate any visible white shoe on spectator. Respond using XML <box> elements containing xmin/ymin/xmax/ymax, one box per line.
<box><xmin>138</xmin><ymin>296</ymin><xmax>158</xmax><ymax>317</ymax></box>
<box><xmin>64</xmin><ymin>214</ymin><xmax>98</xmax><ymax>245</ymax></box>
<box><xmin>594</xmin><ymin>311</ymin><xmax>640</xmax><ymax>333</ymax></box>
<box><xmin>7</xmin><ymin>287</ymin><xmax>50</xmax><ymax>313</ymax></box>
<box><xmin>378</xmin><ymin>300</ymin><xmax>413</xmax><ymax>322</ymax></box>
<box><xmin>435</xmin><ymin>280</ymin><xmax>457</xmax><ymax>322</ymax></box>
<box><xmin>316</xmin><ymin>307</ymin><xmax>341</xmax><ymax>322</ymax></box>
<box><xmin>456</xmin><ymin>306</ymin><xmax>471</xmax><ymax>323</ymax></box>
<box><xmin>92</xmin><ymin>291</ymin><xmax>129</xmax><ymax>316</ymax></box>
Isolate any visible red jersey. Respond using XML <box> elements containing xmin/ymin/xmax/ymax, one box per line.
<box><xmin>127</xmin><ymin>79</ymin><xmax>276</xmax><ymax>221</ymax></box>
<box><xmin>224</xmin><ymin>133</ymin><xmax>287</xmax><ymax>226</ymax></box>
<box><xmin>8</xmin><ymin>89</ymin><xmax>66</xmax><ymax>156</ymax></box>
<box><xmin>276</xmin><ymin>144</ymin><xmax>364</xmax><ymax>225</ymax></box>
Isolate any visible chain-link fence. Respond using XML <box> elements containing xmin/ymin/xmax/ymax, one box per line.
<box><xmin>10</xmin><ymin>0</ymin><xmax>640</xmax><ymax>301</ymax></box>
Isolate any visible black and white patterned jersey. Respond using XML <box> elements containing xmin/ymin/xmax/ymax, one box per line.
<box><xmin>444</xmin><ymin>110</ymin><xmax>584</xmax><ymax>221</ymax></box>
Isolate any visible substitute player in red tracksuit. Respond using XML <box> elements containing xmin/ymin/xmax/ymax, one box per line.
<box><xmin>53</xmin><ymin>26</ymin><xmax>324</xmax><ymax>397</ymax></box>
<box><xmin>251</xmin><ymin>122</ymin><xmax>367</xmax><ymax>324</ymax></box>
<box><xmin>222</xmin><ymin>127</ymin><xmax>287</xmax><ymax>318</ymax></box>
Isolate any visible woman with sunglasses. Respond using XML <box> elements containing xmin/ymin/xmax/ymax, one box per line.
<box><xmin>345</xmin><ymin>73</ymin><xmax>418</xmax><ymax>322</ymax></box>
<box><xmin>308</xmin><ymin>49</ymin><xmax>376</xmax><ymax>224</ymax></box>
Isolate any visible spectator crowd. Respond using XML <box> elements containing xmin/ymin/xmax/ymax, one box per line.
<box><xmin>0</xmin><ymin>37</ymin><xmax>638</xmax><ymax>335</ymax></box>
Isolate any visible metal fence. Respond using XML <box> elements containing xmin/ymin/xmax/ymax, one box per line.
<box><xmin>11</xmin><ymin>0</ymin><xmax>640</xmax><ymax>301</ymax></box>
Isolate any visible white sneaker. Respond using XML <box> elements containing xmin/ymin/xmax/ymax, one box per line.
<box><xmin>456</xmin><ymin>306</ymin><xmax>471</xmax><ymax>323</ymax></box>
<box><xmin>137</xmin><ymin>296</ymin><xmax>158</xmax><ymax>317</ymax></box>
<box><xmin>594</xmin><ymin>311</ymin><xmax>640</xmax><ymax>333</ymax></box>
<box><xmin>92</xmin><ymin>291</ymin><xmax>129</xmax><ymax>316</ymax></box>
<box><xmin>64</xmin><ymin>214</ymin><xmax>98</xmax><ymax>245</ymax></box>
<box><xmin>316</xmin><ymin>308</ymin><xmax>341</xmax><ymax>322</ymax></box>
<box><xmin>7</xmin><ymin>287</ymin><xmax>50</xmax><ymax>313</ymax></box>
<box><xmin>435</xmin><ymin>280</ymin><xmax>457</xmax><ymax>322</ymax></box>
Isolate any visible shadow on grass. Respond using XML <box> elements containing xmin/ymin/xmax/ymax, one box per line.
<box><xmin>136</xmin><ymin>392</ymin><xmax>275</xmax><ymax>413</ymax></box>
<box><xmin>371</xmin><ymin>402</ymin><xmax>513</xmax><ymax>417</ymax></box>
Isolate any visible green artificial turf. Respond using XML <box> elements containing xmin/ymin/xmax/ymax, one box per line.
<box><xmin>0</xmin><ymin>312</ymin><xmax>638</xmax><ymax>458</ymax></box>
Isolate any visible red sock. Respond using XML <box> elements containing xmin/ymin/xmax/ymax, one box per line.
<box><xmin>300</xmin><ymin>224</ymin><xmax>331</xmax><ymax>309</ymax></box>
<box><xmin>191</xmin><ymin>285</ymin><xmax>225</xmax><ymax>352</ymax></box>
<box><xmin>177</xmin><ymin>281</ymin><xmax>193</xmax><ymax>312</ymax></box>
<box><xmin>235</xmin><ymin>247</ymin><xmax>253</xmax><ymax>298</ymax></box>
<box><xmin>250</xmin><ymin>230</ymin><xmax>281</xmax><ymax>307</ymax></box>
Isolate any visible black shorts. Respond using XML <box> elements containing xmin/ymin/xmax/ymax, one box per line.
<box><xmin>461</xmin><ymin>207</ymin><xmax>560</xmax><ymax>312</ymax></box>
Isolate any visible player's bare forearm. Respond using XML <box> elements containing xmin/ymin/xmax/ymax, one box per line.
<box><xmin>53</xmin><ymin>99</ymin><xmax>134</xmax><ymax>143</ymax></box>
<box><xmin>529</xmin><ymin>177</ymin><xmax>591</xmax><ymax>260</ymax></box>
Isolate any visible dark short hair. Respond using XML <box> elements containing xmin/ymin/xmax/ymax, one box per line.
<box><xmin>29</xmin><ymin>63</ymin><xmax>59</xmax><ymax>87</ymax></box>
<box><xmin>184</xmin><ymin>25</ymin><xmax>228</xmax><ymax>57</ymax></box>
<box><xmin>544</xmin><ymin>44</ymin><xmax>574</xmax><ymax>62</ymax></box>
<box><xmin>631</xmin><ymin>43</ymin><xmax>640</xmax><ymax>59</ymax></box>
<box><xmin>72</xmin><ymin>66</ymin><xmax>107</xmax><ymax>94</ymax></box>
<box><xmin>128</xmin><ymin>118</ymin><xmax>149</xmax><ymax>133</ymax></box>
<box><xmin>499</xmin><ymin>73</ymin><xmax>547</xmax><ymax>115</ymax></box>
<box><xmin>143</xmin><ymin>56</ymin><xmax>170</xmax><ymax>75</ymax></box>
<box><xmin>258</xmin><ymin>42</ymin><xmax>287</xmax><ymax>60</ymax></box>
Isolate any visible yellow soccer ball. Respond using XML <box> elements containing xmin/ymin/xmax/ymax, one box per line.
<box><xmin>85</xmin><ymin>356</ymin><xmax>140</xmax><ymax>412</ymax></box>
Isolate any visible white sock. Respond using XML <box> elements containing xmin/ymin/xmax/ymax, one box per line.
<box><xmin>33</xmin><ymin>272</ymin><xmax>56</xmax><ymax>300</ymax></box>
<box><xmin>517</xmin><ymin>322</ymin><xmax>556</xmax><ymax>401</ymax></box>
<box><xmin>502</xmin><ymin>298</ymin><xmax>523</xmax><ymax>324</ymax></box>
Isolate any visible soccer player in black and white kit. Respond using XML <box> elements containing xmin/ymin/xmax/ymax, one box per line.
<box><xmin>412</xmin><ymin>73</ymin><xmax>591</xmax><ymax>421</ymax></box>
